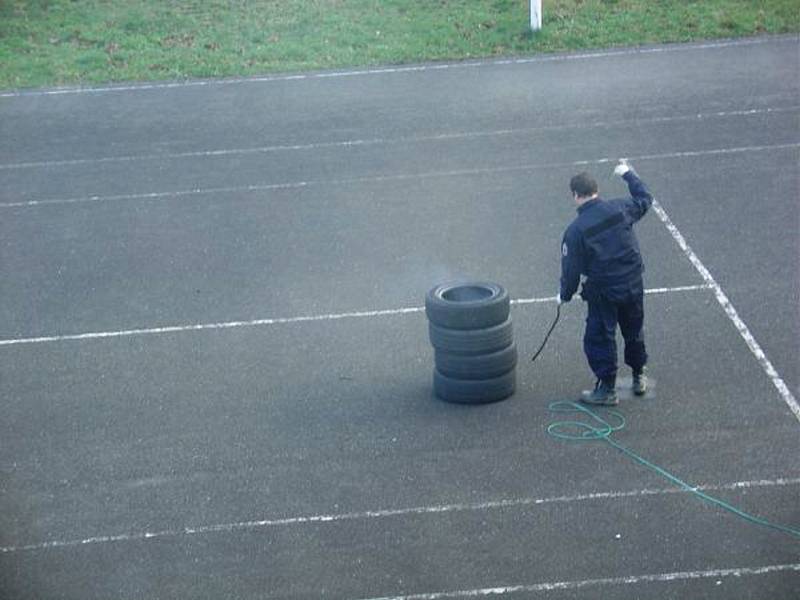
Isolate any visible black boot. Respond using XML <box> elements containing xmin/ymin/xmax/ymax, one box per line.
<box><xmin>632</xmin><ymin>367</ymin><xmax>647</xmax><ymax>396</ymax></box>
<box><xmin>580</xmin><ymin>378</ymin><xmax>618</xmax><ymax>406</ymax></box>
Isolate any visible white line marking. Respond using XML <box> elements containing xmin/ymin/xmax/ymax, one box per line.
<box><xmin>638</xmin><ymin>284</ymin><xmax>712</xmax><ymax>295</ymax></box>
<box><xmin>3</xmin><ymin>142</ymin><xmax>797</xmax><ymax>209</ymax></box>
<box><xmin>356</xmin><ymin>564</ymin><xmax>800</xmax><ymax>600</ymax></box>
<box><xmin>0</xmin><ymin>139</ymin><xmax>381</xmax><ymax>170</ymax></box>
<box><xmin>2</xmin><ymin>106</ymin><xmax>796</xmax><ymax>170</ymax></box>
<box><xmin>652</xmin><ymin>200</ymin><xmax>800</xmax><ymax>422</ymax></box>
<box><xmin>0</xmin><ymin>285</ymin><xmax>706</xmax><ymax>347</ymax></box>
<box><xmin>0</xmin><ymin>306</ymin><xmax>424</xmax><ymax>347</ymax></box>
<box><xmin>1</xmin><ymin>477</ymin><xmax>797</xmax><ymax>554</ymax></box>
<box><xmin>512</xmin><ymin>284</ymin><xmax>711</xmax><ymax>306</ymax></box>
<box><xmin>0</xmin><ymin>36</ymin><xmax>794</xmax><ymax>98</ymax></box>
<box><xmin>0</xmin><ymin>181</ymin><xmax>310</xmax><ymax>209</ymax></box>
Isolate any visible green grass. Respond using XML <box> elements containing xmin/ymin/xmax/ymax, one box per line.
<box><xmin>1</xmin><ymin>0</ymin><xmax>798</xmax><ymax>90</ymax></box>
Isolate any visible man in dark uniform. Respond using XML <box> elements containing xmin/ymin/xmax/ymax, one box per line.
<box><xmin>559</xmin><ymin>160</ymin><xmax>654</xmax><ymax>406</ymax></box>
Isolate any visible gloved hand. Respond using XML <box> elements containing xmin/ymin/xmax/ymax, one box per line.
<box><xmin>614</xmin><ymin>159</ymin><xmax>631</xmax><ymax>177</ymax></box>
<box><xmin>557</xmin><ymin>292</ymin><xmax>564</xmax><ymax>305</ymax></box>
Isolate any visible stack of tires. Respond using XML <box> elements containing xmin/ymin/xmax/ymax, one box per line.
<box><xmin>426</xmin><ymin>282</ymin><xmax>516</xmax><ymax>404</ymax></box>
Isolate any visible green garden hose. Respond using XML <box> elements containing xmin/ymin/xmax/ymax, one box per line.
<box><xmin>546</xmin><ymin>401</ymin><xmax>800</xmax><ymax>539</ymax></box>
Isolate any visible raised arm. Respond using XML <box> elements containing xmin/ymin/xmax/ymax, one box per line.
<box><xmin>614</xmin><ymin>160</ymin><xmax>653</xmax><ymax>223</ymax></box>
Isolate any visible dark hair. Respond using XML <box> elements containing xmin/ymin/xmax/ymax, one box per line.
<box><xmin>570</xmin><ymin>172</ymin><xmax>598</xmax><ymax>198</ymax></box>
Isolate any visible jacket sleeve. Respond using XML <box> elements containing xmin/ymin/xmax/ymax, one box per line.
<box><xmin>619</xmin><ymin>171</ymin><xmax>653</xmax><ymax>223</ymax></box>
<box><xmin>560</xmin><ymin>225</ymin><xmax>584</xmax><ymax>302</ymax></box>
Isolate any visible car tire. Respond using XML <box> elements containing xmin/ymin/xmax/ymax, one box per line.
<box><xmin>433</xmin><ymin>368</ymin><xmax>516</xmax><ymax>404</ymax></box>
<box><xmin>435</xmin><ymin>342</ymin><xmax>518</xmax><ymax>380</ymax></box>
<box><xmin>425</xmin><ymin>282</ymin><xmax>510</xmax><ymax>330</ymax></box>
<box><xmin>428</xmin><ymin>318</ymin><xmax>514</xmax><ymax>356</ymax></box>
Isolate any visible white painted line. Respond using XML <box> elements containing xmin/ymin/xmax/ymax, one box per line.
<box><xmin>512</xmin><ymin>284</ymin><xmax>711</xmax><ymax>306</ymax></box>
<box><xmin>0</xmin><ymin>181</ymin><xmax>310</xmax><ymax>209</ymax></box>
<box><xmin>639</xmin><ymin>284</ymin><xmax>713</xmax><ymax>295</ymax></box>
<box><xmin>619</xmin><ymin>142</ymin><xmax>800</xmax><ymax>163</ymax></box>
<box><xmin>2</xmin><ymin>106</ymin><xmax>796</xmax><ymax>171</ymax></box>
<box><xmin>652</xmin><ymin>200</ymin><xmax>800</xmax><ymax>422</ymax></box>
<box><xmin>3</xmin><ymin>142</ymin><xmax>798</xmax><ymax>209</ymax></box>
<box><xmin>0</xmin><ymin>285</ymin><xmax>706</xmax><ymax>347</ymax></box>
<box><xmin>356</xmin><ymin>563</ymin><xmax>800</xmax><ymax>600</ymax></box>
<box><xmin>1</xmin><ymin>476</ymin><xmax>797</xmax><ymax>554</ymax></box>
<box><xmin>0</xmin><ymin>306</ymin><xmax>424</xmax><ymax>347</ymax></box>
<box><xmin>0</xmin><ymin>36</ymin><xmax>794</xmax><ymax>98</ymax></box>
<box><xmin>0</xmin><ymin>139</ymin><xmax>381</xmax><ymax>170</ymax></box>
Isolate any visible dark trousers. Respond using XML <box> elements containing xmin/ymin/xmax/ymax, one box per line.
<box><xmin>583</xmin><ymin>291</ymin><xmax>647</xmax><ymax>383</ymax></box>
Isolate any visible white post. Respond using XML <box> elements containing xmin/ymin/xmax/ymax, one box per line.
<box><xmin>530</xmin><ymin>0</ymin><xmax>542</xmax><ymax>31</ymax></box>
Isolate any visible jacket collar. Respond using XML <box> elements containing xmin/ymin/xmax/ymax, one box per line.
<box><xmin>577</xmin><ymin>197</ymin><xmax>601</xmax><ymax>213</ymax></box>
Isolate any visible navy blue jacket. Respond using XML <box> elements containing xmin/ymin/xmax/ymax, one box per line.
<box><xmin>560</xmin><ymin>172</ymin><xmax>653</xmax><ymax>303</ymax></box>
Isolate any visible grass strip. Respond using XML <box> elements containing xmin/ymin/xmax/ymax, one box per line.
<box><xmin>1</xmin><ymin>0</ymin><xmax>798</xmax><ymax>90</ymax></box>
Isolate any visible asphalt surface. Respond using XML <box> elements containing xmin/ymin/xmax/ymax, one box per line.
<box><xmin>1</xmin><ymin>35</ymin><xmax>799</xmax><ymax>599</ymax></box>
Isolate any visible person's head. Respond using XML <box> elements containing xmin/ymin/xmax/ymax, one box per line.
<box><xmin>569</xmin><ymin>172</ymin><xmax>598</xmax><ymax>203</ymax></box>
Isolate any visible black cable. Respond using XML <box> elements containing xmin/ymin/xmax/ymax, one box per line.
<box><xmin>530</xmin><ymin>303</ymin><xmax>561</xmax><ymax>363</ymax></box>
